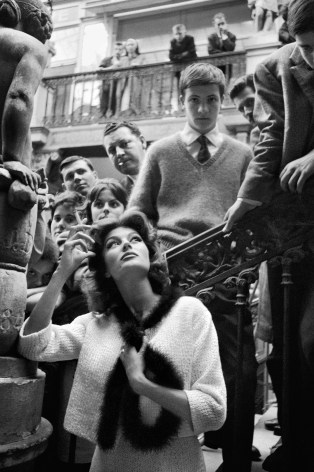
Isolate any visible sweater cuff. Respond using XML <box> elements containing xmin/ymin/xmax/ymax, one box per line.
<box><xmin>185</xmin><ymin>389</ymin><xmax>225</xmax><ymax>435</ymax></box>
<box><xmin>18</xmin><ymin>321</ymin><xmax>53</xmax><ymax>359</ymax></box>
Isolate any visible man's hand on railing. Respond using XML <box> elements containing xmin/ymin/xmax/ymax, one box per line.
<box><xmin>223</xmin><ymin>199</ymin><xmax>259</xmax><ymax>232</ymax></box>
<box><xmin>280</xmin><ymin>150</ymin><xmax>314</xmax><ymax>194</ymax></box>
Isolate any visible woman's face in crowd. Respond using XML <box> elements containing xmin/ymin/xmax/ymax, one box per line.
<box><xmin>51</xmin><ymin>204</ymin><xmax>78</xmax><ymax>245</ymax></box>
<box><xmin>126</xmin><ymin>38</ymin><xmax>138</xmax><ymax>54</ymax></box>
<box><xmin>91</xmin><ymin>189</ymin><xmax>125</xmax><ymax>222</ymax></box>
<box><xmin>102</xmin><ymin>226</ymin><xmax>150</xmax><ymax>282</ymax></box>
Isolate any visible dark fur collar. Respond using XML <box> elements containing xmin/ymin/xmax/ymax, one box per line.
<box><xmin>97</xmin><ymin>284</ymin><xmax>184</xmax><ymax>451</ymax></box>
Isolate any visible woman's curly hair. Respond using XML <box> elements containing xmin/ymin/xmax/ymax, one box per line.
<box><xmin>84</xmin><ymin>210</ymin><xmax>170</xmax><ymax>313</ymax></box>
<box><xmin>17</xmin><ymin>0</ymin><xmax>52</xmax><ymax>43</ymax></box>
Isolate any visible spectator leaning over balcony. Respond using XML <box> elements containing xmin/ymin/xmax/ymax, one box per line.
<box><xmin>225</xmin><ymin>1</ymin><xmax>314</xmax><ymax>469</ymax></box>
<box><xmin>169</xmin><ymin>24</ymin><xmax>197</xmax><ymax>64</ymax></box>
<box><xmin>99</xmin><ymin>42</ymin><xmax>126</xmax><ymax>117</ymax></box>
<box><xmin>103</xmin><ymin>121</ymin><xmax>147</xmax><ymax>196</ymax></box>
<box><xmin>59</xmin><ymin>156</ymin><xmax>98</xmax><ymax>198</ymax></box>
<box><xmin>169</xmin><ymin>24</ymin><xmax>198</xmax><ymax>110</ymax></box>
<box><xmin>208</xmin><ymin>13</ymin><xmax>236</xmax><ymax>55</ymax></box>
<box><xmin>128</xmin><ymin>62</ymin><xmax>258</xmax><ymax>472</ymax></box>
<box><xmin>118</xmin><ymin>38</ymin><xmax>146</xmax><ymax>114</ymax></box>
<box><xmin>208</xmin><ymin>13</ymin><xmax>236</xmax><ymax>80</ymax></box>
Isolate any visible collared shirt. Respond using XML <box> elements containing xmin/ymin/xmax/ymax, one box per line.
<box><xmin>180</xmin><ymin>123</ymin><xmax>224</xmax><ymax>160</ymax></box>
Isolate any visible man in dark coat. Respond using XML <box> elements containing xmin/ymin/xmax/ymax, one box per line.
<box><xmin>225</xmin><ymin>1</ymin><xmax>314</xmax><ymax>469</ymax></box>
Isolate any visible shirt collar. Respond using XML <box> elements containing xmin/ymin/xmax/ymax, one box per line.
<box><xmin>181</xmin><ymin>122</ymin><xmax>221</xmax><ymax>147</ymax></box>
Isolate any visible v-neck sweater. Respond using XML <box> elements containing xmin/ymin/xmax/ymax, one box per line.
<box><xmin>128</xmin><ymin>132</ymin><xmax>252</xmax><ymax>248</ymax></box>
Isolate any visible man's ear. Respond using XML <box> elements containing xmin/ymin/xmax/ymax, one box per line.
<box><xmin>62</xmin><ymin>182</ymin><xmax>66</xmax><ymax>191</ymax></box>
<box><xmin>93</xmin><ymin>170</ymin><xmax>98</xmax><ymax>179</ymax></box>
<box><xmin>140</xmin><ymin>136</ymin><xmax>147</xmax><ymax>150</ymax></box>
<box><xmin>220</xmin><ymin>95</ymin><xmax>224</xmax><ymax>110</ymax></box>
<box><xmin>179</xmin><ymin>94</ymin><xmax>185</xmax><ymax>109</ymax></box>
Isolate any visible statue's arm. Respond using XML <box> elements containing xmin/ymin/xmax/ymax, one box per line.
<box><xmin>2</xmin><ymin>44</ymin><xmax>47</xmax><ymax>189</ymax></box>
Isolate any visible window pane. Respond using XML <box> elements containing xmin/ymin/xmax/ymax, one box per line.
<box><xmin>50</xmin><ymin>27</ymin><xmax>79</xmax><ymax>65</ymax></box>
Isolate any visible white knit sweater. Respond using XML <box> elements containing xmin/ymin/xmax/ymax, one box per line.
<box><xmin>19</xmin><ymin>296</ymin><xmax>226</xmax><ymax>472</ymax></box>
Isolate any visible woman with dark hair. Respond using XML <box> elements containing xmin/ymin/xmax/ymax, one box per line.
<box><xmin>18</xmin><ymin>210</ymin><xmax>226</xmax><ymax>472</ymax></box>
<box><xmin>85</xmin><ymin>178</ymin><xmax>127</xmax><ymax>224</ymax></box>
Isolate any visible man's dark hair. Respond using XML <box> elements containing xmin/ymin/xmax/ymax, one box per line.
<box><xmin>179</xmin><ymin>62</ymin><xmax>226</xmax><ymax>98</ymax></box>
<box><xmin>288</xmin><ymin>0</ymin><xmax>314</xmax><ymax>36</ymax></box>
<box><xmin>59</xmin><ymin>155</ymin><xmax>95</xmax><ymax>174</ymax></box>
<box><xmin>104</xmin><ymin>121</ymin><xmax>142</xmax><ymax>138</ymax></box>
<box><xmin>229</xmin><ymin>74</ymin><xmax>255</xmax><ymax>102</ymax></box>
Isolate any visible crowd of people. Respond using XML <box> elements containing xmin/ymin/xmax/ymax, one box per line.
<box><xmin>0</xmin><ymin>0</ymin><xmax>313</xmax><ymax>471</ymax></box>
<box><xmin>99</xmin><ymin>3</ymin><xmax>294</xmax><ymax>118</ymax></box>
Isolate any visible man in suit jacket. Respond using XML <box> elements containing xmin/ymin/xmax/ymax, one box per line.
<box><xmin>208</xmin><ymin>13</ymin><xmax>236</xmax><ymax>55</ymax></box>
<box><xmin>225</xmin><ymin>1</ymin><xmax>314</xmax><ymax>469</ymax></box>
<box><xmin>169</xmin><ymin>24</ymin><xmax>197</xmax><ymax>63</ymax></box>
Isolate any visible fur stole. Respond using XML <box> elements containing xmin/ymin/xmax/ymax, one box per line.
<box><xmin>97</xmin><ymin>285</ymin><xmax>184</xmax><ymax>451</ymax></box>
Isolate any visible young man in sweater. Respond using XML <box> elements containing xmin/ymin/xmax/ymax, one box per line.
<box><xmin>129</xmin><ymin>62</ymin><xmax>258</xmax><ymax>472</ymax></box>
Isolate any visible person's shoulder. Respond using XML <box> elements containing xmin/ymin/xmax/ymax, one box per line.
<box><xmin>223</xmin><ymin>134</ymin><xmax>251</xmax><ymax>153</ymax></box>
<box><xmin>147</xmin><ymin>133</ymin><xmax>181</xmax><ymax>154</ymax></box>
<box><xmin>259</xmin><ymin>43</ymin><xmax>295</xmax><ymax>71</ymax></box>
<box><xmin>0</xmin><ymin>27</ymin><xmax>47</xmax><ymax>59</ymax></box>
<box><xmin>174</xmin><ymin>295</ymin><xmax>208</xmax><ymax>313</ymax></box>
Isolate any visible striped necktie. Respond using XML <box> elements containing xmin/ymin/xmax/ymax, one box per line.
<box><xmin>197</xmin><ymin>135</ymin><xmax>211</xmax><ymax>164</ymax></box>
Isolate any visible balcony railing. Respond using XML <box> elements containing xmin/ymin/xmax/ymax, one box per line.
<box><xmin>42</xmin><ymin>51</ymin><xmax>246</xmax><ymax>127</ymax></box>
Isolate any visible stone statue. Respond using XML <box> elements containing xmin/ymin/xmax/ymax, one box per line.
<box><xmin>0</xmin><ymin>0</ymin><xmax>52</xmax><ymax>354</ymax></box>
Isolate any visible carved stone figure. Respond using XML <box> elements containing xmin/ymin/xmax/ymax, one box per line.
<box><xmin>0</xmin><ymin>0</ymin><xmax>52</xmax><ymax>355</ymax></box>
<box><xmin>0</xmin><ymin>2</ymin><xmax>54</xmax><ymax>467</ymax></box>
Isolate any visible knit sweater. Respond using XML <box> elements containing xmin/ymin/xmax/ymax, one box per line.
<box><xmin>18</xmin><ymin>296</ymin><xmax>226</xmax><ymax>472</ymax></box>
<box><xmin>128</xmin><ymin>132</ymin><xmax>252</xmax><ymax>248</ymax></box>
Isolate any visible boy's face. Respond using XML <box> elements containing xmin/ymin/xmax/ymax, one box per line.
<box><xmin>27</xmin><ymin>259</ymin><xmax>55</xmax><ymax>288</ymax></box>
<box><xmin>181</xmin><ymin>84</ymin><xmax>222</xmax><ymax>134</ymax></box>
<box><xmin>61</xmin><ymin>160</ymin><xmax>97</xmax><ymax>196</ymax></box>
<box><xmin>295</xmin><ymin>31</ymin><xmax>314</xmax><ymax>70</ymax></box>
<box><xmin>174</xmin><ymin>28</ymin><xmax>186</xmax><ymax>42</ymax></box>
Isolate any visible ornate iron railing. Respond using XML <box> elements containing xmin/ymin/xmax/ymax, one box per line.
<box><xmin>42</xmin><ymin>51</ymin><xmax>246</xmax><ymax>127</ymax></box>
<box><xmin>165</xmin><ymin>182</ymin><xmax>314</xmax><ymax>469</ymax></box>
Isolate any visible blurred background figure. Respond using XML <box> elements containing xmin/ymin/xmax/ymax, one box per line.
<box><xmin>99</xmin><ymin>42</ymin><xmax>126</xmax><ymax>117</ymax></box>
<box><xmin>119</xmin><ymin>38</ymin><xmax>146</xmax><ymax>114</ymax></box>
<box><xmin>208</xmin><ymin>13</ymin><xmax>236</xmax><ymax>55</ymax></box>
<box><xmin>208</xmin><ymin>13</ymin><xmax>236</xmax><ymax>80</ymax></box>
<box><xmin>278</xmin><ymin>4</ymin><xmax>295</xmax><ymax>46</ymax></box>
<box><xmin>254</xmin><ymin>0</ymin><xmax>278</xmax><ymax>32</ymax></box>
<box><xmin>169</xmin><ymin>24</ymin><xmax>197</xmax><ymax>111</ymax></box>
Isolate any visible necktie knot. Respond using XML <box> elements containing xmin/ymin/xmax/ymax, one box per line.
<box><xmin>197</xmin><ymin>135</ymin><xmax>211</xmax><ymax>164</ymax></box>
